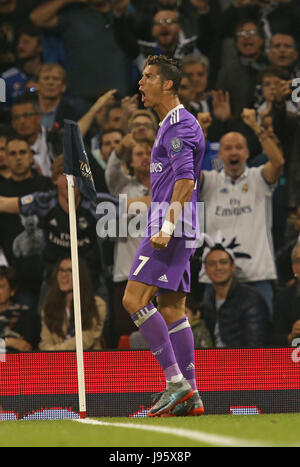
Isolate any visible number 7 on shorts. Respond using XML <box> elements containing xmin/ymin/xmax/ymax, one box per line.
<box><xmin>132</xmin><ymin>255</ymin><xmax>150</xmax><ymax>276</ymax></box>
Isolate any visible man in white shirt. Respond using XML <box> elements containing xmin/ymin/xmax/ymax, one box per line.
<box><xmin>199</xmin><ymin>108</ymin><xmax>284</xmax><ymax>315</ymax></box>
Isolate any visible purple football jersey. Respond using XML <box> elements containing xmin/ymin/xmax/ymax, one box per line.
<box><xmin>128</xmin><ymin>104</ymin><xmax>205</xmax><ymax>292</ymax></box>
<box><xmin>148</xmin><ymin>104</ymin><xmax>205</xmax><ymax>239</ymax></box>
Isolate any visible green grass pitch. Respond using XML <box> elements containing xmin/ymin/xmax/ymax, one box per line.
<box><xmin>1</xmin><ymin>413</ymin><xmax>300</xmax><ymax>447</ymax></box>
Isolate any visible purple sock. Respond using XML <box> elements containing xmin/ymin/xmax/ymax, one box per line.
<box><xmin>131</xmin><ymin>303</ymin><xmax>182</xmax><ymax>383</ymax></box>
<box><xmin>168</xmin><ymin>317</ymin><xmax>197</xmax><ymax>391</ymax></box>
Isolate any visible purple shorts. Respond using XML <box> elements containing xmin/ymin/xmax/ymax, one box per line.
<box><xmin>128</xmin><ymin>235</ymin><xmax>195</xmax><ymax>294</ymax></box>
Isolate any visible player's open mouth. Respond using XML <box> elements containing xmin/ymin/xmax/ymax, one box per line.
<box><xmin>140</xmin><ymin>90</ymin><xmax>146</xmax><ymax>103</ymax></box>
<box><xmin>229</xmin><ymin>159</ymin><xmax>239</xmax><ymax>165</ymax></box>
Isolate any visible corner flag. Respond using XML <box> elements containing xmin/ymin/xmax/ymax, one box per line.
<box><xmin>63</xmin><ymin>119</ymin><xmax>96</xmax><ymax>204</ymax></box>
<box><xmin>62</xmin><ymin>119</ymin><xmax>94</xmax><ymax>419</ymax></box>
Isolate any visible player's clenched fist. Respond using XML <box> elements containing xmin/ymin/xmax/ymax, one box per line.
<box><xmin>150</xmin><ymin>231</ymin><xmax>171</xmax><ymax>250</ymax></box>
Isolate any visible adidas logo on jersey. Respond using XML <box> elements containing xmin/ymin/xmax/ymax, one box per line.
<box><xmin>158</xmin><ymin>274</ymin><xmax>168</xmax><ymax>283</ymax></box>
<box><xmin>170</xmin><ymin>108</ymin><xmax>180</xmax><ymax>125</ymax></box>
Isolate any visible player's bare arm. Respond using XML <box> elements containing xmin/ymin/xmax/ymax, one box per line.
<box><xmin>0</xmin><ymin>196</ymin><xmax>20</xmax><ymax>214</ymax></box>
<box><xmin>126</xmin><ymin>195</ymin><xmax>152</xmax><ymax>210</ymax></box>
<box><xmin>150</xmin><ymin>178</ymin><xmax>194</xmax><ymax>250</ymax></box>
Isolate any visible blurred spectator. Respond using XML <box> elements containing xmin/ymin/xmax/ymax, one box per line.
<box><xmin>30</xmin><ymin>0</ymin><xmax>131</xmax><ymax>100</ymax></box>
<box><xmin>0</xmin><ymin>155</ymin><xmax>104</xmax><ymax>295</ymax></box>
<box><xmin>199</xmin><ymin>110</ymin><xmax>285</xmax><ymax>316</ymax></box>
<box><xmin>216</xmin><ymin>0</ymin><xmax>300</xmax><ymax>63</ymax></box>
<box><xmin>119</xmin><ymin>94</ymin><xmax>140</xmax><ymax>134</ymax></box>
<box><xmin>201</xmin><ymin>242</ymin><xmax>269</xmax><ymax>348</ymax></box>
<box><xmin>0</xmin><ymin>136</ymin><xmax>53</xmax><ymax>309</ymax></box>
<box><xmin>247</xmin><ymin>70</ymin><xmax>289</xmax><ymax>252</ymax></box>
<box><xmin>180</xmin><ymin>54</ymin><xmax>229</xmax><ymax>144</ymax></box>
<box><xmin>182</xmin><ymin>0</ymin><xmax>222</xmax><ymax>63</ymax></box>
<box><xmin>77</xmin><ymin>89</ymin><xmax>118</xmax><ymax>144</ymax></box>
<box><xmin>254</xmin><ymin>66</ymin><xmax>297</xmax><ymax>120</ymax></box>
<box><xmin>0</xmin><ymin>128</ymin><xmax>12</xmax><ymax>182</ymax></box>
<box><xmin>272</xmin><ymin>83</ymin><xmax>300</xmax><ymax>210</ymax></box>
<box><xmin>0</xmin><ymin>265</ymin><xmax>40</xmax><ymax>351</ymax></box>
<box><xmin>180</xmin><ymin>54</ymin><xmax>210</xmax><ymax>113</ymax></box>
<box><xmin>1</xmin><ymin>24</ymin><xmax>43</xmax><ymax>108</ymax></box>
<box><xmin>181</xmin><ymin>53</ymin><xmax>262</xmax><ymax>157</ymax></box>
<box><xmin>105</xmin><ymin>133</ymin><xmax>152</xmax><ymax>342</ymax></box>
<box><xmin>0</xmin><ymin>0</ymin><xmax>41</xmax><ymax>73</ymax></box>
<box><xmin>11</xmin><ymin>94</ymin><xmax>61</xmax><ymax>177</ymax></box>
<box><xmin>271</xmin><ymin>242</ymin><xmax>300</xmax><ymax>346</ymax></box>
<box><xmin>276</xmin><ymin>206</ymin><xmax>300</xmax><ymax>287</ymax></box>
<box><xmin>216</xmin><ymin>19</ymin><xmax>267</xmax><ymax>118</ymax></box>
<box><xmin>128</xmin><ymin>109</ymin><xmax>158</xmax><ymax>140</ymax></box>
<box><xmin>103</xmin><ymin>102</ymin><xmax>124</xmax><ymax>132</ymax></box>
<box><xmin>267</xmin><ymin>33</ymin><xmax>300</xmax><ymax>79</ymax></box>
<box><xmin>185</xmin><ymin>294</ymin><xmax>213</xmax><ymax>348</ymax></box>
<box><xmin>39</xmin><ymin>256</ymin><xmax>106</xmax><ymax>351</ymax></box>
<box><xmin>177</xmin><ymin>73</ymin><xmax>197</xmax><ymax>114</ymax></box>
<box><xmin>113</xmin><ymin>7</ymin><xmax>203</xmax><ymax>77</ymax></box>
<box><xmin>76</xmin><ymin>89</ymin><xmax>125</xmax><ymax>192</ymax></box>
<box><xmin>37</xmin><ymin>62</ymin><xmax>82</xmax><ymax>129</ymax></box>
<box><xmin>260</xmin><ymin>1</ymin><xmax>300</xmax><ymax>51</ymax></box>
<box><xmin>127</xmin><ymin>0</ymin><xmax>222</xmax><ymax>74</ymax></box>
<box><xmin>90</xmin><ymin>128</ymin><xmax>124</xmax><ymax>193</ymax></box>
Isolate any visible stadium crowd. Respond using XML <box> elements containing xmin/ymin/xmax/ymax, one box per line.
<box><xmin>0</xmin><ymin>0</ymin><xmax>300</xmax><ymax>351</ymax></box>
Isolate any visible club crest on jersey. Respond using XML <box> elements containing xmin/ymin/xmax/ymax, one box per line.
<box><xmin>170</xmin><ymin>137</ymin><xmax>182</xmax><ymax>153</ymax></box>
<box><xmin>20</xmin><ymin>194</ymin><xmax>34</xmax><ymax>205</ymax></box>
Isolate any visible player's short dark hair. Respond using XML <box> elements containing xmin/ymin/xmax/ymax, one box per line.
<box><xmin>144</xmin><ymin>55</ymin><xmax>182</xmax><ymax>93</ymax></box>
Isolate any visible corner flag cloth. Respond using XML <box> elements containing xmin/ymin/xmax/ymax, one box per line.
<box><xmin>63</xmin><ymin>119</ymin><xmax>97</xmax><ymax>203</ymax></box>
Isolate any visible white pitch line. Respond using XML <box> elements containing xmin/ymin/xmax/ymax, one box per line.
<box><xmin>73</xmin><ymin>418</ymin><xmax>271</xmax><ymax>447</ymax></box>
